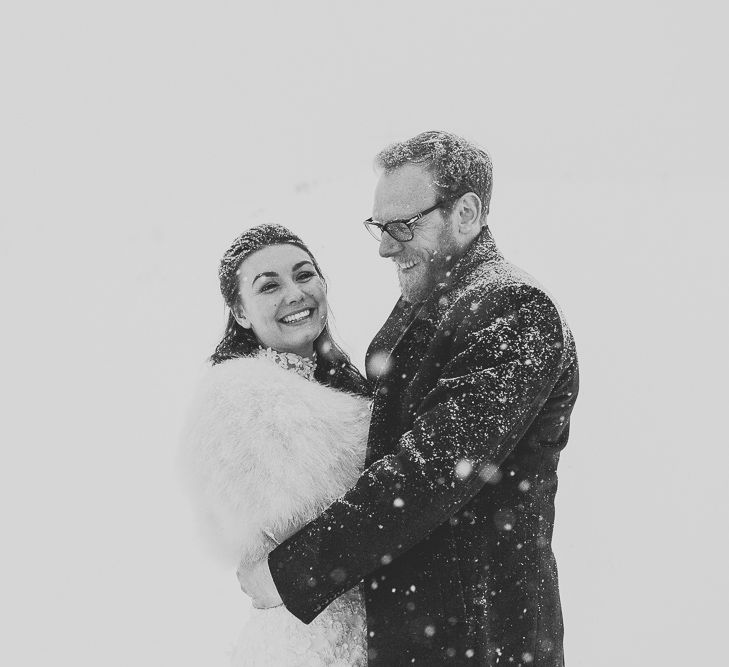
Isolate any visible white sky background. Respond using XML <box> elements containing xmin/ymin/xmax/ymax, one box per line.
<box><xmin>1</xmin><ymin>1</ymin><xmax>727</xmax><ymax>665</ymax></box>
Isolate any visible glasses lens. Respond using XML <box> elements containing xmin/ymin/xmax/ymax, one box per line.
<box><xmin>364</xmin><ymin>221</ymin><xmax>383</xmax><ymax>241</ymax></box>
<box><xmin>386</xmin><ymin>222</ymin><xmax>413</xmax><ymax>242</ymax></box>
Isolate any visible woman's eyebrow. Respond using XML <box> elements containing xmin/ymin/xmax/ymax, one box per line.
<box><xmin>252</xmin><ymin>271</ymin><xmax>278</xmax><ymax>285</ymax></box>
<box><xmin>292</xmin><ymin>261</ymin><xmax>314</xmax><ymax>271</ymax></box>
<box><xmin>251</xmin><ymin>261</ymin><xmax>313</xmax><ymax>285</ymax></box>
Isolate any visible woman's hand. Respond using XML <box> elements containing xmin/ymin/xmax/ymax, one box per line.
<box><xmin>236</xmin><ymin>557</ymin><xmax>284</xmax><ymax>609</ymax></box>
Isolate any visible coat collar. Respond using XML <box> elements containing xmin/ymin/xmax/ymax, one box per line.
<box><xmin>431</xmin><ymin>226</ymin><xmax>502</xmax><ymax>299</ymax></box>
<box><xmin>369</xmin><ymin>228</ymin><xmax>503</xmax><ymax>371</ymax></box>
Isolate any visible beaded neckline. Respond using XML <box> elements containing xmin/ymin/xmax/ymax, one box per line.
<box><xmin>255</xmin><ymin>347</ymin><xmax>317</xmax><ymax>382</ymax></box>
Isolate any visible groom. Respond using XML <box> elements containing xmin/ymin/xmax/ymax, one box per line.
<box><xmin>240</xmin><ymin>131</ymin><xmax>579</xmax><ymax>665</ymax></box>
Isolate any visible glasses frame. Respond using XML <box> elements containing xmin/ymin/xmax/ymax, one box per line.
<box><xmin>363</xmin><ymin>199</ymin><xmax>451</xmax><ymax>243</ymax></box>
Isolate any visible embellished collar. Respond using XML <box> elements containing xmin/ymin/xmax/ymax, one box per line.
<box><xmin>255</xmin><ymin>347</ymin><xmax>317</xmax><ymax>382</ymax></box>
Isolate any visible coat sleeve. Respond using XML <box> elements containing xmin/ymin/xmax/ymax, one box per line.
<box><xmin>268</xmin><ymin>284</ymin><xmax>568</xmax><ymax>623</ymax></box>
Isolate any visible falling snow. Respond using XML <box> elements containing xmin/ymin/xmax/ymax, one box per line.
<box><xmin>265</xmin><ymin>229</ymin><xmax>578</xmax><ymax>664</ymax></box>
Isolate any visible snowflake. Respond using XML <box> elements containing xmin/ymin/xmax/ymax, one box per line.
<box><xmin>456</xmin><ymin>458</ymin><xmax>473</xmax><ymax>479</ymax></box>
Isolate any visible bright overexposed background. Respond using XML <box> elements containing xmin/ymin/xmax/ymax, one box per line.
<box><xmin>1</xmin><ymin>1</ymin><xmax>727</xmax><ymax>665</ymax></box>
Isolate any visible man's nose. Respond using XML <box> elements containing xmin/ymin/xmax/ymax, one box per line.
<box><xmin>379</xmin><ymin>231</ymin><xmax>403</xmax><ymax>258</ymax></box>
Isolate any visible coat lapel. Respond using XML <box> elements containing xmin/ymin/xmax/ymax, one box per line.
<box><xmin>366</xmin><ymin>228</ymin><xmax>504</xmax><ymax>387</ymax></box>
<box><xmin>364</xmin><ymin>228</ymin><xmax>506</xmax><ymax>466</ymax></box>
<box><xmin>365</xmin><ymin>299</ymin><xmax>425</xmax><ymax>386</ymax></box>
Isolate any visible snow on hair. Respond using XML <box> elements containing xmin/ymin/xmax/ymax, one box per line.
<box><xmin>375</xmin><ymin>130</ymin><xmax>493</xmax><ymax>216</ymax></box>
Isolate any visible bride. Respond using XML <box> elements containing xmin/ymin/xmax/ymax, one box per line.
<box><xmin>180</xmin><ymin>224</ymin><xmax>370</xmax><ymax>666</ymax></box>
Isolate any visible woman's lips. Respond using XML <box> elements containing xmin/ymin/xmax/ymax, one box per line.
<box><xmin>279</xmin><ymin>307</ymin><xmax>315</xmax><ymax>325</ymax></box>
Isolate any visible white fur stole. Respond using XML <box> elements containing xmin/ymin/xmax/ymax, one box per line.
<box><xmin>180</xmin><ymin>356</ymin><xmax>371</xmax><ymax>568</ymax></box>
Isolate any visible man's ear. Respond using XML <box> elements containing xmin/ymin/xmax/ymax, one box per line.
<box><xmin>232</xmin><ymin>303</ymin><xmax>252</xmax><ymax>329</ymax></box>
<box><xmin>455</xmin><ymin>192</ymin><xmax>483</xmax><ymax>236</ymax></box>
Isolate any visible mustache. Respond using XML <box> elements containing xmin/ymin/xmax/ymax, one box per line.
<box><xmin>392</xmin><ymin>250</ymin><xmax>454</xmax><ymax>265</ymax></box>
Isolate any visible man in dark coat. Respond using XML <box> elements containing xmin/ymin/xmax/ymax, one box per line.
<box><xmin>240</xmin><ymin>131</ymin><xmax>579</xmax><ymax>665</ymax></box>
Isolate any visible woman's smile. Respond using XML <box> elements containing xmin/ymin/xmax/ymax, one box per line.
<box><xmin>279</xmin><ymin>307</ymin><xmax>316</xmax><ymax>325</ymax></box>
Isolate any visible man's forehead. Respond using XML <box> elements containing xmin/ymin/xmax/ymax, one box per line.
<box><xmin>373</xmin><ymin>164</ymin><xmax>437</xmax><ymax>217</ymax></box>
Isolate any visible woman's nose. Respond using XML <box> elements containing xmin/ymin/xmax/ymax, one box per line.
<box><xmin>379</xmin><ymin>231</ymin><xmax>403</xmax><ymax>258</ymax></box>
<box><xmin>284</xmin><ymin>282</ymin><xmax>306</xmax><ymax>303</ymax></box>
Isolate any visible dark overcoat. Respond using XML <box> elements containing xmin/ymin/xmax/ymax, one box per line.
<box><xmin>269</xmin><ymin>229</ymin><xmax>579</xmax><ymax>666</ymax></box>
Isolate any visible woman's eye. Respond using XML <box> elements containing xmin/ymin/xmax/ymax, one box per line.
<box><xmin>297</xmin><ymin>271</ymin><xmax>316</xmax><ymax>281</ymax></box>
<box><xmin>259</xmin><ymin>282</ymin><xmax>278</xmax><ymax>293</ymax></box>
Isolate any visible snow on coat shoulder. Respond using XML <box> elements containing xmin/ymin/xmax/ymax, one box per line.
<box><xmin>179</xmin><ymin>356</ymin><xmax>371</xmax><ymax>568</ymax></box>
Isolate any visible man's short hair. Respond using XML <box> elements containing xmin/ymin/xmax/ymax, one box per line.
<box><xmin>375</xmin><ymin>130</ymin><xmax>493</xmax><ymax>217</ymax></box>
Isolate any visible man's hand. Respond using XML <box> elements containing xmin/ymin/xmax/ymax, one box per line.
<box><xmin>236</xmin><ymin>557</ymin><xmax>284</xmax><ymax>609</ymax></box>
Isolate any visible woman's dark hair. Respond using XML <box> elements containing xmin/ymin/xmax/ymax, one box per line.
<box><xmin>210</xmin><ymin>224</ymin><xmax>369</xmax><ymax>394</ymax></box>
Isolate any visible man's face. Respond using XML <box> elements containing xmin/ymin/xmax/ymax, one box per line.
<box><xmin>372</xmin><ymin>163</ymin><xmax>459</xmax><ymax>303</ymax></box>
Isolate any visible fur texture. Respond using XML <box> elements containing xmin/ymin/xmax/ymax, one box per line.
<box><xmin>180</xmin><ymin>356</ymin><xmax>371</xmax><ymax>568</ymax></box>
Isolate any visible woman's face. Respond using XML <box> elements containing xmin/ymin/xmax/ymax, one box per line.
<box><xmin>233</xmin><ymin>244</ymin><xmax>327</xmax><ymax>358</ymax></box>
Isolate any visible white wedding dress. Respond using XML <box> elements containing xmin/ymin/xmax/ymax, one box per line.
<box><xmin>230</xmin><ymin>589</ymin><xmax>366</xmax><ymax>666</ymax></box>
<box><xmin>180</xmin><ymin>349</ymin><xmax>370</xmax><ymax>666</ymax></box>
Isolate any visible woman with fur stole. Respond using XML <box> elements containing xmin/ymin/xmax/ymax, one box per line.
<box><xmin>180</xmin><ymin>225</ymin><xmax>371</xmax><ymax>666</ymax></box>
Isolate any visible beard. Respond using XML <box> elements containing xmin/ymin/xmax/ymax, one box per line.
<box><xmin>398</xmin><ymin>230</ymin><xmax>460</xmax><ymax>304</ymax></box>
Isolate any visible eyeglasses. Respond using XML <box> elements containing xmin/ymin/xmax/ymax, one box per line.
<box><xmin>363</xmin><ymin>200</ymin><xmax>449</xmax><ymax>242</ymax></box>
